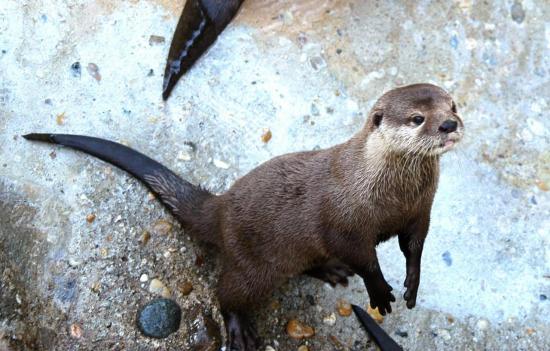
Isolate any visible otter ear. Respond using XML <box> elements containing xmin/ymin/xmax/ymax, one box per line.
<box><xmin>372</xmin><ymin>111</ymin><xmax>383</xmax><ymax>128</ymax></box>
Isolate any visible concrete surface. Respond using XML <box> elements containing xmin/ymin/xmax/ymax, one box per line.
<box><xmin>1</xmin><ymin>0</ymin><xmax>549</xmax><ymax>350</ymax></box>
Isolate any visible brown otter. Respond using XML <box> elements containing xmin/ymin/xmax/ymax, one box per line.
<box><xmin>24</xmin><ymin>83</ymin><xmax>463</xmax><ymax>350</ymax></box>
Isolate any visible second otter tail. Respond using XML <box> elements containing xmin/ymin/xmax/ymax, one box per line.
<box><xmin>23</xmin><ymin>133</ymin><xmax>218</xmax><ymax>245</ymax></box>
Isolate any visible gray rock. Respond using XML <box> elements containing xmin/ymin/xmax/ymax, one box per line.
<box><xmin>137</xmin><ymin>298</ymin><xmax>182</xmax><ymax>339</ymax></box>
<box><xmin>511</xmin><ymin>2</ymin><xmax>526</xmax><ymax>23</ymax></box>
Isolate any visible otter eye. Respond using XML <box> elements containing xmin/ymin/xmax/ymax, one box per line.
<box><xmin>451</xmin><ymin>101</ymin><xmax>457</xmax><ymax>113</ymax></box>
<box><xmin>412</xmin><ymin>115</ymin><xmax>425</xmax><ymax>125</ymax></box>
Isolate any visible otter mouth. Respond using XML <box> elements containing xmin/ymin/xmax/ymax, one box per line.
<box><xmin>437</xmin><ymin>134</ymin><xmax>462</xmax><ymax>153</ymax></box>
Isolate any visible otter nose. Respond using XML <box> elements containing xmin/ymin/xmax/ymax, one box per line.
<box><xmin>439</xmin><ymin>120</ymin><xmax>458</xmax><ymax>133</ymax></box>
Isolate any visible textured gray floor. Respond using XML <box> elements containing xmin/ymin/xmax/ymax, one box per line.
<box><xmin>1</xmin><ymin>0</ymin><xmax>548</xmax><ymax>350</ymax></box>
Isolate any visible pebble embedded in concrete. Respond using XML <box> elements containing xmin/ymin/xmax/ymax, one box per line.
<box><xmin>149</xmin><ymin>279</ymin><xmax>171</xmax><ymax>298</ymax></box>
<box><xmin>322</xmin><ymin>313</ymin><xmax>336</xmax><ymax>326</ymax></box>
<box><xmin>510</xmin><ymin>2</ymin><xmax>525</xmax><ymax>23</ymax></box>
<box><xmin>187</xmin><ymin>308</ymin><xmax>222</xmax><ymax>351</ymax></box>
<box><xmin>287</xmin><ymin>319</ymin><xmax>315</xmax><ymax>339</ymax></box>
<box><xmin>136</xmin><ymin>298</ymin><xmax>182</xmax><ymax>339</ymax></box>
<box><xmin>336</xmin><ymin>299</ymin><xmax>352</xmax><ymax>317</ymax></box>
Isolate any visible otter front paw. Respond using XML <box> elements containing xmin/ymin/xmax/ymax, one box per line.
<box><xmin>403</xmin><ymin>268</ymin><xmax>420</xmax><ymax>309</ymax></box>
<box><xmin>365</xmin><ymin>279</ymin><xmax>395</xmax><ymax>315</ymax></box>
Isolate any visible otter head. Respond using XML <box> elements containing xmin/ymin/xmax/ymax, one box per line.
<box><xmin>367</xmin><ymin>83</ymin><xmax>464</xmax><ymax>156</ymax></box>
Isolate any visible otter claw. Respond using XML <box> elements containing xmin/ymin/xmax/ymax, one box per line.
<box><xmin>365</xmin><ymin>278</ymin><xmax>395</xmax><ymax>315</ymax></box>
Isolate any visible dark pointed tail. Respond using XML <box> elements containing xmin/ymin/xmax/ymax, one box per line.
<box><xmin>23</xmin><ymin>133</ymin><xmax>218</xmax><ymax>244</ymax></box>
<box><xmin>162</xmin><ymin>0</ymin><xmax>244</xmax><ymax>100</ymax></box>
<box><xmin>351</xmin><ymin>305</ymin><xmax>403</xmax><ymax>351</ymax></box>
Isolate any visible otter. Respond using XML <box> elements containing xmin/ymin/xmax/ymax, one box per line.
<box><xmin>24</xmin><ymin>83</ymin><xmax>463</xmax><ymax>350</ymax></box>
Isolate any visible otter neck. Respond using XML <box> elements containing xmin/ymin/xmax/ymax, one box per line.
<box><xmin>350</xmin><ymin>131</ymin><xmax>440</xmax><ymax>204</ymax></box>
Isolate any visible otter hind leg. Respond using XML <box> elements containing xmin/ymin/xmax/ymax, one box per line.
<box><xmin>223</xmin><ymin>311</ymin><xmax>260</xmax><ymax>351</ymax></box>
<box><xmin>217</xmin><ymin>263</ymin><xmax>277</xmax><ymax>350</ymax></box>
<box><xmin>305</xmin><ymin>260</ymin><xmax>355</xmax><ymax>287</ymax></box>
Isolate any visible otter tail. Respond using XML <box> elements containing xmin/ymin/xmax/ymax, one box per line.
<box><xmin>23</xmin><ymin>133</ymin><xmax>218</xmax><ymax>245</ymax></box>
<box><xmin>162</xmin><ymin>0</ymin><xmax>244</xmax><ymax>100</ymax></box>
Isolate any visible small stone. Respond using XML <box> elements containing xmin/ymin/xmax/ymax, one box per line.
<box><xmin>336</xmin><ymin>48</ymin><xmax>342</xmax><ymax>54</ymax></box>
<box><xmin>336</xmin><ymin>299</ymin><xmax>352</xmax><ymax>317</ymax></box>
<box><xmin>179</xmin><ymin>281</ymin><xmax>193</xmax><ymax>295</ymax></box>
<box><xmin>213</xmin><ymin>159</ymin><xmax>230</xmax><ymax>169</ymax></box>
<box><xmin>91</xmin><ymin>281</ymin><xmax>101</xmax><ymax>293</ymax></box>
<box><xmin>511</xmin><ymin>2</ymin><xmax>525</xmax><ymax>24</ymax></box>
<box><xmin>149</xmin><ymin>278</ymin><xmax>171</xmax><ymax>298</ymax></box>
<box><xmin>100</xmin><ymin>248</ymin><xmax>108</xmax><ymax>257</ymax></box>
<box><xmin>87</xmin><ymin>63</ymin><xmax>101</xmax><ymax>82</ymax></box>
<box><xmin>140</xmin><ymin>274</ymin><xmax>149</xmax><ymax>282</ymax></box>
<box><xmin>525</xmin><ymin>327</ymin><xmax>536</xmax><ymax>335</ymax></box>
<box><xmin>367</xmin><ymin>306</ymin><xmax>384</xmax><ymax>323</ymax></box>
<box><xmin>56</xmin><ymin>112</ymin><xmax>66</xmax><ymax>125</ymax></box>
<box><xmin>68</xmin><ymin>259</ymin><xmax>81</xmax><ymax>267</ymax></box>
<box><xmin>149</xmin><ymin>35</ymin><xmax>166</xmax><ymax>45</ymax></box>
<box><xmin>177</xmin><ymin>150</ymin><xmax>192</xmax><ymax>161</ymax></box>
<box><xmin>71</xmin><ymin>62</ymin><xmax>81</xmax><ymax>77</ymax></box>
<box><xmin>540</xmin><ymin>294</ymin><xmax>547</xmax><ymax>301</ymax></box>
<box><xmin>310</xmin><ymin>103</ymin><xmax>320</xmax><ymax>116</ymax></box>
<box><xmin>442</xmin><ymin>251</ymin><xmax>452</xmax><ymax>266</ymax></box>
<box><xmin>535</xmin><ymin>180</ymin><xmax>549</xmax><ymax>191</ymax></box>
<box><xmin>86</xmin><ymin>213</ymin><xmax>96</xmax><ymax>223</ymax></box>
<box><xmin>153</xmin><ymin>220</ymin><xmax>173</xmax><ymax>235</ymax></box>
<box><xmin>298</xmin><ymin>346</ymin><xmax>309</xmax><ymax>351</ymax></box>
<box><xmin>395</xmin><ymin>330</ymin><xmax>408</xmax><ymax>338</ymax></box>
<box><xmin>70</xmin><ymin>323</ymin><xmax>82</xmax><ymax>338</ymax></box>
<box><xmin>286</xmin><ymin>319</ymin><xmax>315</xmax><ymax>339</ymax></box>
<box><xmin>140</xmin><ymin>231</ymin><xmax>151</xmax><ymax>245</ymax></box>
<box><xmin>309</xmin><ymin>55</ymin><xmax>326</xmax><ymax>71</ymax></box>
<box><xmin>261</xmin><ymin>129</ymin><xmax>272</xmax><ymax>143</ymax></box>
<box><xmin>137</xmin><ymin>298</ymin><xmax>181</xmax><ymax>339</ymax></box>
<box><xmin>450</xmin><ymin>35</ymin><xmax>458</xmax><ymax>49</ymax></box>
<box><xmin>188</xmin><ymin>307</ymin><xmax>222</xmax><ymax>350</ymax></box>
<box><xmin>477</xmin><ymin>319</ymin><xmax>489</xmax><ymax>331</ymax></box>
<box><xmin>437</xmin><ymin>329</ymin><xmax>451</xmax><ymax>341</ymax></box>
<box><xmin>323</xmin><ymin>313</ymin><xmax>336</xmax><ymax>326</ymax></box>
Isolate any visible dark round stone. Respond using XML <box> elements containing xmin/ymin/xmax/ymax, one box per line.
<box><xmin>510</xmin><ymin>2</ymin><xmax>525</xmax><ymax>24</ymax></box>
<box><xmin>137</xmin><ymin>298</ymin><xmax>182</xmax><ymax>338</ymax></box>
<box><xmin>70</xmin><ymin>62</ymin><xmax>81</xmax><ymax>77</ymax></box>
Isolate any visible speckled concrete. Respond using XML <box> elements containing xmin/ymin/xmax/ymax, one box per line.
<box><xmin>0</xmin><ymin>0</ymin><xmax>549</xmax><ymax>350</ymax></box>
